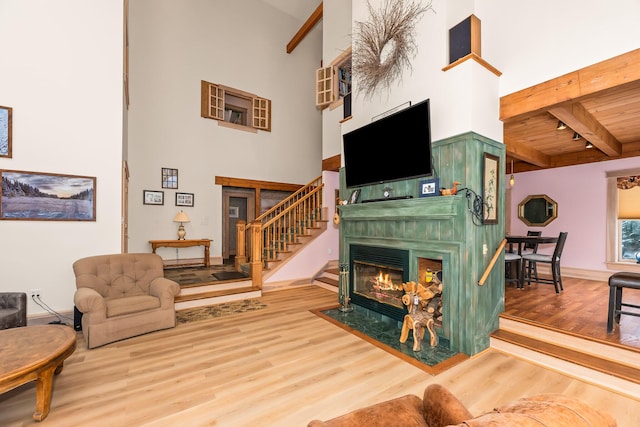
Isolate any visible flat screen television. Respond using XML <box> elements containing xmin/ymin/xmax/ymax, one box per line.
<box><xmin>343</xmin><ymin>99</ymin><xmax>432</xmax><ymax>188</ymax></box>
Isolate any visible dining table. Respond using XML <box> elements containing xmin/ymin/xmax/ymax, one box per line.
<box><xmin>505</xmin><ymin>234</ymin><xmax>559</xmax><ymax>288</ymax></box>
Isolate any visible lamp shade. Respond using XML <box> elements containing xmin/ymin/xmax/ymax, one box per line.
<box><xmin>173</xmin><ymin>211</ymin><xmax>190</xmax><ymax>223</ymax></box>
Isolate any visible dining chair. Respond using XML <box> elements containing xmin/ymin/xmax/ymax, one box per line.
<box><xmin>521</xmin><ymin>230</ymin><xmax>542</xmax><ymax>281</ymax></box>
<box><xmin>521</xmin><ymin>230</ymin><xmax>542</xmax><ymax>255</ymax></box>
<box><xmin>521</xmin><ymin>231</ymin><xmax>568</xmax><ymax>294</ymax></box>
<box><xmin>504</xmin><ymin>252</ymin><xmax>522</xmax><ymax>288</ymax></box>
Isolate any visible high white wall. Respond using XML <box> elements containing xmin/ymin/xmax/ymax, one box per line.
<box><xmin>126</xmin><ymin>0</ymin><xmax>324</xmax><ymax>261</ymax></box>
<box><xmin>0</xmin><ymin>0</ymin><xmax>124</xmax><ymax>317</ymax></box>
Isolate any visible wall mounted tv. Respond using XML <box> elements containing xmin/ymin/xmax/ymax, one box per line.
<box><xmin>343</xmin><ymin>99</ymin><xmax>432</xmax><ymax>188</ymax></box>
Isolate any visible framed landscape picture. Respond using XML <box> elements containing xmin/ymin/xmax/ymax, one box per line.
<box><xmin>0</xmin><ymin>106</ymin><xmax>12</xmax><ymax>158</ymax></box>
<box><xmin>0</xmin><ymin>169</ymin><xmax>96</xmax><ymax>221</ymax></box>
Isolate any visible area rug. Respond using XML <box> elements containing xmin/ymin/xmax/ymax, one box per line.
<box><xmin>312</xmin><ymin>305</ymin><xmax>468</xmax><ymax>375</ymax></box>
<box><xmin>176</xmin><ymin>299</ymin><xmax>267</xmax><ymax>324</ymax></box>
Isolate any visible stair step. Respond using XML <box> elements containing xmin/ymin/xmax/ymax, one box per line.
<box><xmin>175</xmin><ymin>285</ymin><xmax>260</xmax><ymax>303</ymax></box>
<box><xmin>491</xmin><ymin>328</ymin><xmax>640</xmax><ymax>385</ymax></box>
<box><xmin>315</xmin><ymin>276</ymin><xmax>338</xmax><ymax>287</ymax></box>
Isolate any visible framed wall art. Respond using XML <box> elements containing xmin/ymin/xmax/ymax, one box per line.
<box><xmin>0</xmin><ymin>106</ymin><xmax>12</xmax><ymax>158</ymax></box>
<box><xmin>0</xmin><ymin>169</ymin><xmax>96</xmax><ymax>221</ymax></box>
<box><xmin>482</xmin><ymin>152</ymin><xmax>499</xmax><ymax>224</ymax></box>
<box><xmin>143</xmin><ymin>190</ymin><xmax>164</xmax><ymax>205</ymax></box>
<box><xmin>176</xmin><ymin>192</ymin><xmax>194</xmax><ymax>207</ymax></box>
<box><xmin>161</xmin><ymin>168</ymin><xmax>178</xmax><ymax>189</ymax></box>
<box><xmin>418</xmin><ymin>178</ymin><xmax>440</xmax><ymax>198</ymax></box>
<box><xmin>349</xmin><ymin>189</ymin><xmax>361</xmax><ymax>204</ymax></box>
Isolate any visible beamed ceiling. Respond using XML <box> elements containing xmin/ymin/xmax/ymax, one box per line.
<box><xmin>501</xmin><ymin>48</ymin><xmax>640</xmax><ymax>173</ymax></box>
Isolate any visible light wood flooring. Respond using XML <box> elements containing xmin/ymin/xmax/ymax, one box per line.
<box><xmin>2</xmin><ymin>284</ymin><xmax>640</xmax><ymax>426</ymax></box>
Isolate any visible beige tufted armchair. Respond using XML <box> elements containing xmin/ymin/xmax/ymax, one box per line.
<box><xmin>73</xmin><ymin>253</ymin><xmax>180</xmax><ymax>349</ymax></box>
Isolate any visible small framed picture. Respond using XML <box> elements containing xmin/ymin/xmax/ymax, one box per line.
<box><xmin>229</xmin><ymin>206</ymin><xmax>239</xmax><ymax>218</ymax></box>
<box><xmin>161</xmin><ymin>168</ymin><xmax>178</xmax><ymax>189</ymax></box>
<box><xmin>176</xmin><ymin>192</ymin><xmax>194</xmax><ymax>207</ymax></box>
<box><xmin>418</xmin><ymin>178</ymin><xmax>440</xmax><ymax>198</ymax></box>
<box><xmin>143</xmin><ymin>190</ymin><xmax>164</xmax><ymax>205</ymax></box>
<box><xmin>349</xmin><ymin>189</ymin><xmax>361</xmax><ymax>204</ymax></box>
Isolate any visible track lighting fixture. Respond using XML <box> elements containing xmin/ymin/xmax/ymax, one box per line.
<box><xmin>585</xmin><ymin>141</ymin><xmax>593</xmax><ymax>149</ymax></box>
<box><xmin>556</xmin><ymin>121</ymin><xmax>567</xmax><ymax>130</ymax></box>
<box><xmin>572</xmin><ymin>132</ymin><xmax>581</xmax><ymax>141</ymax></box>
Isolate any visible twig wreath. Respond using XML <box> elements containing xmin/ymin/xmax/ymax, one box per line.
<box><xmin>352</xmin><ymin>0</ymin><xmax>435</xmax><ymax>98</ymax></box>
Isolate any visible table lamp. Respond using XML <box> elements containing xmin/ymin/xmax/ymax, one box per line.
<box><xmin>173</xmin><ymin>210</ymin><xmax>190</xmax><ymax>240</ymax></box>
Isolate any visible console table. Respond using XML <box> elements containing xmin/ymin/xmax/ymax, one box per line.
<box><xmin>149</xmin><ymin>239</ymin><xmax>211</xmax><ymax>268</ymax></box>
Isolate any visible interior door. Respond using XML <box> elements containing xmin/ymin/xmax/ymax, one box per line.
<box><xmin>222</xmin><ymin>188</ymin><xmax>255</xmax><ymax>261</ymax></box>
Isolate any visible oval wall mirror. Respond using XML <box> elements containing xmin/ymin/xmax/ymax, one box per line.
<box><xmin>518</xmin><ymin>194</ymin><xmax>558</xmax><ymax>226</ymax></box>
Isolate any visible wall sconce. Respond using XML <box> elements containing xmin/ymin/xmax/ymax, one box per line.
<box><xmin>509</xmin><ymin>159</ymin><xmax>515</xmax><ymax>187</ymax></box>
<box><xmin>585</xmin><ymin>141</ymin><xmax>594</xmax><ymax>149</ymax></box>
<box><xmin>572</xmin><ymin>132</ymin><xmax>581</xmax><ymax>141</ymax></box>
<box><xmin>556</xmin><ymin>121</ymin><xmax>567</xmax><ymax>130</ymax></box>
<box><xmin>173</xmin><ymin>210</ymin><xmax>190</xmax><ymax>240</ymax></box>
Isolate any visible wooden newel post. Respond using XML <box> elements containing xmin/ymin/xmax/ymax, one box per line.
<box><xmin>249</xmin><ymin>221</ymin><xmax>263</xmax><ymax>289</ymax></box>
<box><xmin>235</xmin><ymin>220</ymin><xmax>247</xmax><ymax>271</ymax></box>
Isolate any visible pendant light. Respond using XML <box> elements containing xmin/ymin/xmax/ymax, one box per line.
<box><xmin>509</xmin><ymin>160</ymin><xmax>515</xmax><ymax>187</ymax></box>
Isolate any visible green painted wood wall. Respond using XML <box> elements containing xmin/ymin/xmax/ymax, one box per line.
<box><xmin>339</xmin><ymin>132</ymin><xmax>506</xmax><ymax>356</ymax></box>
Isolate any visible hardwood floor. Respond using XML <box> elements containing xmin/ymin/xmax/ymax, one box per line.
<box><xmin>2</xmin><ymin>285</ymin><xmax>640</xmax><ymax>426</ymax></box>
<box><xmin>503</xmin><ymin>276</ymin><xmax>640</xmax><ymax>350</ymax></box>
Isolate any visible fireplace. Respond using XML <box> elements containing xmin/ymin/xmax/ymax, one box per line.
<box><xmin>349</xmin><ymin>245</ymin><xmax>409</xmax><ymax>321</ymax></box>
<box><xmin>339</xmin><ymin>132</ymin><xmax>505</xmax><ymax>356</ymax></box>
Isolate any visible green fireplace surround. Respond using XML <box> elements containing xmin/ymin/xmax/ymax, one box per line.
<box><xmin>339</xmin><ymin>132</ymin><xmax>505</xmax><ymax>356</ymax></box>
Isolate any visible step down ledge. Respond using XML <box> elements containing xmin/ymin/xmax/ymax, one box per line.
<box><xmin>175</xmin><ymin>288</ymin><xmax>261</xmax><ymax>310</ymax></box>
<box><xmin>175</xmin><ymin>285</ymin><xmax>259</xmax><ymax>303</ymax></box>
<box><xmin>499</xmin><ymin>316</ymin><xmax>640</xmax><ymax>366</ymax></box>
<box><xmin>490</xmin><ymin>333</ymin><xmax>640</xmax><ymax>400</ymax></box>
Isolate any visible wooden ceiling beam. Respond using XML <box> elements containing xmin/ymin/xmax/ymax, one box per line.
<box><xmin>504</xmin><ymin>137</ymin><xmax>552</xmax><ymax>167</ymax></box>
<box><xmin>286</xmin><ymin>2</ymin><xmax>323</xmax><ymax>54</ymax></box>
<box><xmin>548</xmin><ymin>104</ymin><xmax>622</xmax><ymax>156</ymax></box>
<box><xmin>500</xmin><ymin>48</ymin><xmax>640</xmax><ymax>121</ymax></box>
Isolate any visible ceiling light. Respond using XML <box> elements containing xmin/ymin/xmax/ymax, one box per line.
<box><xmin>585</xmin><ymin>141</ymin><xmax>594</xmax><ymax>149</ymax></box>
<box><xmin>572</xmin><ymin>132</ymin><xmax>581</xmax><ymax>140</ymax></box>
<box><xmin>556</xmin><ymin>121</ymin><xmax>567</xmax><ymax>130</ymax></box>
<box><xmin>509</xmin><ymin>159</ymin><xmax>515</xmax><ymax>187</ymax></box>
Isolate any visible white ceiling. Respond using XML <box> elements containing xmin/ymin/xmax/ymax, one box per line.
<box><xmin>260</xmin><ymin>0</ymin><xmax>321</xmax><ymax>22</ymax></box>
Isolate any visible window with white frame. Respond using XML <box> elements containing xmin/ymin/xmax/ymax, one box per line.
<box><xmin>606</xmin><ymin>169</ymin><xmax>640</xmax><ymax>268</ymax></box>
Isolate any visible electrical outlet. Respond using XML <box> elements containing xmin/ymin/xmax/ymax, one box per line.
<box><xmin>30</xmin><ymin>288</ymin><xmax>41</xmax><ymax>298</ymax></box>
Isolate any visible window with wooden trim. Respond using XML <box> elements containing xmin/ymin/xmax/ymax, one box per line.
<box><xmin>606</xmin><ymin>168</ymin><xmax>640</xmax><ymax>270</ymax></box>
<box><xmin>201</xmin><ymin>80</ymin><xmax>271</xmax><ymax>132</ymax></box>
<box><xmin>315</xmin><ymin>46</ymin><xmax>351</xmax><ymax>110</ymax></box>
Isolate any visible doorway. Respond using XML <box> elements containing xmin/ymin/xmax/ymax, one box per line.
<box><xmin>222</xmin><ymin>188</ymin><xmax>255</xmax><ymax>262</ymax></box>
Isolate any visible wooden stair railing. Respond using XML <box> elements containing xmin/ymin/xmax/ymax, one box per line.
<box><xmin>235</xmin><ymin>176</ymin><xmax>324</xmax><ymax>289</ymax></box>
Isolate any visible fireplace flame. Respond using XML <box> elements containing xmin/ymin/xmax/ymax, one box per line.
<box><xmin>372</xmin><ymin>270</ymin><xmax>402</xmax><ymax>291</ymax></box>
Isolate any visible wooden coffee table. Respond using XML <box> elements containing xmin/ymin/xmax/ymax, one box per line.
<box><xmin>0</xmin><ymin>325</ymin><xmax>76</xmax><ymax>421</ymax></box>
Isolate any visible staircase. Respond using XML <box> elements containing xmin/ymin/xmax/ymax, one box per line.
<box><xmin>311</xmin><ymin>260</ymin><xmax>339</xmax><ymax>292</ymax></box>
<box><xmin>175</xmin><ymin>176</ymin><xmax>328</xmax><ymax>308</ymax></box>
<box><xmin>492</xmin><ymin>315</ymin><xmax>640</xmax><ymax>399</ymax></box>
